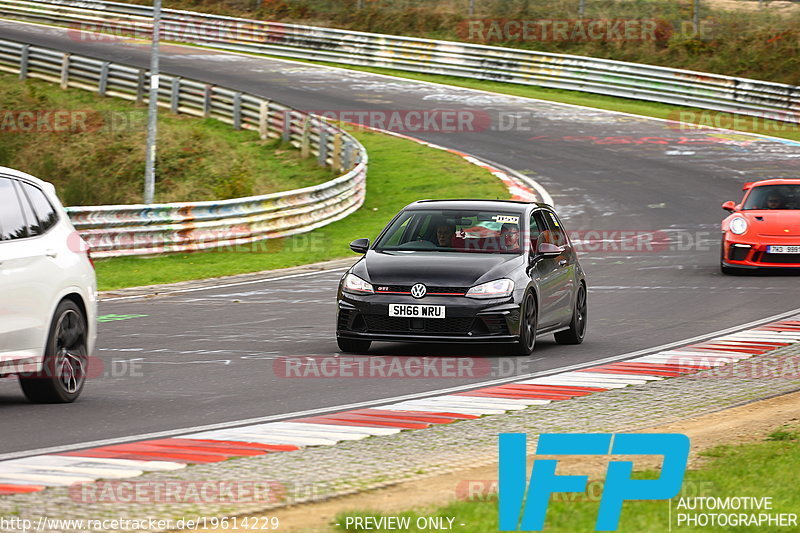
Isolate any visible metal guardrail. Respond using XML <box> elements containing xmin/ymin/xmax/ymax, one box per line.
<box><xmin>2</xmin><ymin>0</ymin><xmax>799</xmax><ymax>123</ymax></box>
<box><xmin>0</xmin><ymin>37</ymin><xmax>367</xmax><ymax>258</ymax></box>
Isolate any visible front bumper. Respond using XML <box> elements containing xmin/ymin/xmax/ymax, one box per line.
<box><xmin>336</xmin><ymin>293</ymin><xmax>522</xmax><ymax>344</ymax></box>
<box><xmin>722</xmin><ymin>236</ymin><xmax>800</xmax><ymax>269</ymax></box>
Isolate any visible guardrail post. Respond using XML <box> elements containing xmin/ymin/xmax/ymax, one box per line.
<box><xmin>318</xmin><ymin>128</ymin><xmax>328</xmax><ymax>166</ymax></box>
<box><xmin>301</xmin><ymin>117</ymin><xmax>311</xmax><ymax>158</ymax></box>
<box><xmin>60</xmin><ymin>53</ymin><xmax>70</xmax><ymax>89</ymax></box>
<box><xmin>343</xmin><ymin>141</ymin><xmax>353</xmax><ymax>170</ymax></box>
<box><xmin>170</xmin><ymin>77</ymin><xmax>180</xmax><ymax>113</ymax></box>
<box><xmin>233</xmin><ymin>92</ymin><xmax>242</xmax><ymax>130</ymax></box>
<box><xmin>203</xmin><ymin>84</ymin><xmax>213</xmax><ymax>118</ymax></box>
<box><xmin>98</xmin><ymin>61</ymin><xmax>110</xmax><ymax>96</ymax></box>
<box><xmin>136</xmin><ymin>70</ymin><xmax>145</xmax><ymax>105</ymax></box>
<box><xmin>332</xmin><ymin>133</ymin><xmax>343</xmax><ymax>171</ymax></box>
<box><xmin>19</xmin><ymin>44</ymin><xmax>29</xmax><ymax>80</ymax></box>
<box><xmin>282</xmin><ymin>111</ymin><xmax>292</xmax><ymax>142</ymax></box>
<box><xmin>258</xmin><ymin>99</ymin><xmax>270</xmax><ymax>140</ymax></box>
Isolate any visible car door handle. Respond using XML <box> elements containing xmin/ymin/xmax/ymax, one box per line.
<box><xmin>45</xmin><ymin>249</ymin><xmax>58</xmax><ymax>259</ymax></box>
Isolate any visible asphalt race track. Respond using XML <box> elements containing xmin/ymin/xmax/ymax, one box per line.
<box><xmin>0</xmin><ymin>20</ymin><xmax>799</xmax><ymax>454</ymax></box>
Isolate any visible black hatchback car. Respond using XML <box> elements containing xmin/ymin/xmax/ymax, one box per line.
<box><xmin>336</xmin><ymin>200</ymin><xmax>587</xmax><ymax>355</ymax></box>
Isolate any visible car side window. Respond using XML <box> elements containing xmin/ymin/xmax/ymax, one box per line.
<box><xmin>544</xmin><ymin>211</ymin><xmax>569</xmax><ymax>247</ymax></box>
<box><xmin>13</xmin><ymin>181</ymin><xmax>39</xmax><ymax>236</ymax></box>
<box><xmin>19</xmin><ymin>181</ymin><xmax>58</xmax><ymax>234</ymax></box>
<box><xmin>529</xmin><ymin>212</ymin><xmax>546</xmax><ymax>249</ymax></box>
<box><xmin>0</xmin><ymin>178</ymin><xmax>30</xmax><ymax>240</ymax></box>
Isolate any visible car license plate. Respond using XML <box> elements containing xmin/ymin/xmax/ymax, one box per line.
<box><xmin>767</xmin><ymin>245</ymin><xmax>800</xmax><ymax>254</ymax></box>
<box><xmin>388</xmin><ymin>304</ymin><xmax>445</xmax><ymax>319</ymax></box>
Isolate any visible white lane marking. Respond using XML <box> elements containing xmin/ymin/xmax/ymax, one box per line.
<box><xmin>3</xmin><ymin>307</ymin><xmax>799</xmax><ymax>461</ymax></box>
<box><xmin>261</xmin><ymin>421</ymin><xmax>378</xmax><ymax>438</ymax></box>
<box><xmin>102</xmin><ymin>268</ymin><xmax>349</xmax><ymax>302</ymax></box>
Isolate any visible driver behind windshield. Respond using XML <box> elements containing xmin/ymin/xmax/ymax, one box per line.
<box><xmin>500</xmin><ymin>223</ymin><xmax>521</xmax><ymax>251</ymax></box>
<box><xmin>765</xmin><ymin>194</ymin><xmax>785</xmax><ymax>210</ymax></box>
<box><xmin>435</xmin><ymin>223</ymin><xmax>456</xmax><ymax>247</ymax></box>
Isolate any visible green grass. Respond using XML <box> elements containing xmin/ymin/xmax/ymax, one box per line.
<box><xmin>0</xmin><ymin>73</ymin><xmax>332</xmax><ymax>206</ymax></box>
<box><xmin>335</xmin><ymin>426</ymin><xmax>800</xmax><ymax>532</ymax></box>
<box><xmin>94</xmin><ymin>128</ymin><xmax>508</xmax><ymax>290</ymax></box>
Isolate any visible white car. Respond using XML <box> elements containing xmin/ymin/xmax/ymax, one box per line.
<box><xmin>0</xmin><ymin>167</ymin><xmax>97</xmax><ymax>403</ymax></box>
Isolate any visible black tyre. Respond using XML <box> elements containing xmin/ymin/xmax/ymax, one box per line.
<box><xmin>337</xmin><ymin>336</ymin><xmax>372</xmax><ymax>354</ymax></box>
<box><xmin>512</xmin><ymin>292</ymin><xmax>538</xmax><ymax>356</ymax></box>
<box><xmin>19</xmin><ymin>300</ymin><xmax>88</xmax><ymax>404</ymax></box>
<box><xmin>555</xmin><ymin>284</ymin><xmax>587</xmax><ymax>345</ymax></box>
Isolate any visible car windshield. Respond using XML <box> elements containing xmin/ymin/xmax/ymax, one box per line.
<box><xmin>742</xmin><ymin>184</ymin><xmax>800</xmax><ymax>210</ymax></box>
<box><xmin>374</xmin><ymin>209</ymin><xmax>524</xmax><ymax>254</ymax></box>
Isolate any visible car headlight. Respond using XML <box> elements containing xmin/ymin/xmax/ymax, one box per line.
<box><xmin>342</xmin><ymin>273</ymin><xmax>374</xmax><ymax>294</ymax></box>
<box><xmin>466</xmin><ymin>279</ymin><xmax>514</xmax><ymax>299</ymax></box>
<box><xmin>729</xmin><ymin>217</ymin><xmax>748</xmax><ymax>235</ymax></box>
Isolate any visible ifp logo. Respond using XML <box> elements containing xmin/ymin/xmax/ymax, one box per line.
<box><xmin>498</xmin><ymin>433</ymin><xmax>689</xmax><ymax>531</ymax></box>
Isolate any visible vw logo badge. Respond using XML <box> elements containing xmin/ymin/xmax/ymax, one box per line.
<box><xmin>410</xmin><ymin>283</ymin><xmax>427</xmax><ymax>299</ymax></box>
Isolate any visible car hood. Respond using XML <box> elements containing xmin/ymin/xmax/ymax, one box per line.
<box><xmin>354</xmin><ymin>250</ymin><xmax>523</xmax><ymax>287</ymax></box>
<box><xmin>738</xmin><ymin>210</ymin><xmax>800</xmax><ymax>236</ymax></box>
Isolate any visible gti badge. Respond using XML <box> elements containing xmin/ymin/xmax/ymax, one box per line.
<box><xmin>410</xmin><ymin>283</ymin><xmax>427</xmax><ymax>299</ymax></box>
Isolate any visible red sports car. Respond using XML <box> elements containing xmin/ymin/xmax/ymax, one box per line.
<box><xmin>721</xmin><ymin>178</ymin><xmax>800</xmax><ymax>274</ymax></box>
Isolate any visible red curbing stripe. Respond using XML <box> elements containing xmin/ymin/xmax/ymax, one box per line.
<box><xmin>456</xmin><ymin>390</ymin><xmax>575</xmax><ymax>401</ymax></box>
<box><xmin>296</xmin><ymin>415</ymin><xmax>431</xmax><ymax>429</ymax></box>
<box><xmin>351</xmin><ymin>409</ymin><xmax>476</xmax><ymax>421</ymax></box>
<box><xmin>59</xmin><ymin>450</ymin><xmax>197</xmax><ymax>463</ymax></box>
<box><xmin>292</xmin><ymin>418</ymin><xmax>419</xmax><ymax>429</ymax></box>
<box><xmin>581</xmin><ymin>366</ymin><xmax>684</xmax><ymax>377</ymax></box>
<box><xmin>178</xmin><ymin>439</ymin><xmax>300</xmax><ymax>452</ymax></box>
<box><xmin>682</xmin><ymin>345</ymin><xmax>767</xmax><ymax>355</ymax></box>
<box><xmin>604</xmin><ymin>362</ymin><xmax>712</xmax><ymax>371</ymax></box>
<box><xmin>460</xmin><ymin>387</ymin><xmax>579</xmax><ymax>398</ymax></box>
<box><xmin>698</xmin><ymin>342</ymin><xmax>776</xmax><ymax>351</ymax></box>
<box><xmin>141</xmin><ymin>439</ymin><xmax>269</xmax><ymax>456</ymax></box>
<box><xmin>349</xmin><ymin>410</ymin><xmax>456</xmax><ymax>424</ymax></box>
<box><xmin>498</xmin><ymin>384</ymin><xmax>608</xmax><ymax>393</ymax></box>
<box><xmin>0</xmin><ymin>484</ymin><xmax>45</xmax><ymax>495</ymax></box>
<box><xmin>60</xmin><ymin>447</ymin><xmax>228</xmax><ymax>463</ymax></box>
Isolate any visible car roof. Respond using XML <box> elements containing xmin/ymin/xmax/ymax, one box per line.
<box><xmin>405</xmin><ymin>199</ymin><xmax>551</xmax><ymax>213</ymax></box>
<box><xmin>748</xmin><ymin>178</ymin><xmax>800</xmax><ymax>187</ymax></box>
<box><xmin>0</xmin><ymin>166</ymin><xmax>56</xmax><ymax>195</ymax></box>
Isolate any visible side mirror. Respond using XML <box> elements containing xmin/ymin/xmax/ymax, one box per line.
<box><xmin>537</xmin><ymin>242</ymin><xmax>562</xmax><ymax>257</ymax></box>
<box><xmin>722</xmin><ymin>200</ymin><xmax>736</xmax><ymax>213</ymax></box>
<box><xmin>349</xmin><ymin>238</ymin><xmax>369</xmax><ymax>254</ymax></box>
